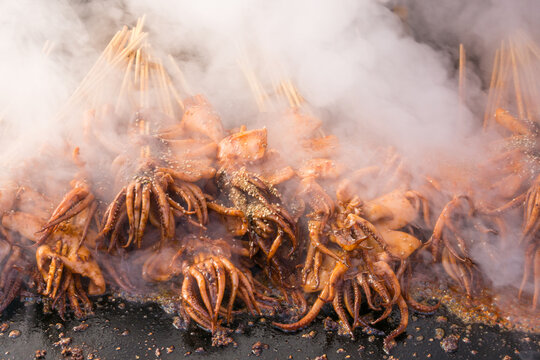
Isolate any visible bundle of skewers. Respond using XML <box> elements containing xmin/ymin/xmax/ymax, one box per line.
<box><xmin>0</xmin><ymin>20</ymin><xmax>539</xmax><ymax>353</ymax></box>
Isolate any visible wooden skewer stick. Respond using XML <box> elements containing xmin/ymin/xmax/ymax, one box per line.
<box><xmin>109</xmin><ymin>28</ymin><xmax>131</xmax><ymax>62</ymax></box>
<box><xmin>168</xmin><ymin>55</ymin><xmax>193</xmax><ymax>96</ymax></box>
<box><xmin>144</xmin><ymin>57</ymin><xmax>150</xmax><ymax>109</ymax></box>
<box><xmin>115</xmin><ymin>53</ymin><xmax>135</xmax><ymax>113</ymax></box>
<box><xmin>286</xmin><ymin>79</ymin><xmax>302</xmax><ymax>108</ymax></box>
<box><xmin>167</xmin><ymin>81</ymin><xmax>185</xmax><ymax>111</ymax></box>
<box><xmin>513</xmin><ymin>39</ymin><xmax>534</xmax><ymax>122</ymax></box>
<box><xmin>492</xmin><ymin>40</ymin><xmax>510</xmax><ymax>119</ymax></box>
<box><xmin>483</xmin><ymin>49</ymin><xmax>501</xmax><ymax>129</ymax></box>
<box><xmin>458</xmin><ymin>43</ymin><xmax>466</xmax><ymax>105</ymax></box>
<box><xmin>157</xmin><ymin>59</ymin><xmax>174</xmax><ymax>117</ymax></box>
<box><xmin>133</xmin><ymin>15</ymin><xmax>147</xmax><ymax>40</ymax></box>
<box><xmin>41</xmin><ymin>40</ymin><xmax>55</xmax><ymax>56</ymax></box>
<box><xmin>65</xmin><ymin>31</ymin><xmax>148</xmax><ymax>113</ymax></box>
<box><xmin>280</xmin><ymin>80</ymin><xmax>296</xmax><ymax>109</ymax></box>
<box><xmin>139</xmin><ymin>56</ymin><xmax>148</xmax><ymax>109</ymax></box>
<box><xmin>518</xmin><ymin>32</ymin><xmax>540</xmax><ymax>124</ymax></box>
<box><xmin>149</xmin><ymin>58</ymin><xmax>166</xmax><ymax>115</ymax></box>
<box><xmin>239</xmin><ymin>56</ymin><xmax>267</xmax><ymax>112</ymax></box>
<box><xmin>134</xmin><ymin>48</ymin><xmax>142</xmax><ymax>85</ymax></box>
<box><xmin>56</xmin><ymin>28</ymin><xmax>128</xmax><ymax>119</ymax></box>
<box><xmin>509</xmin><ymin>40</ymin><xmax>525</xmax><ymax>120</ymax></box>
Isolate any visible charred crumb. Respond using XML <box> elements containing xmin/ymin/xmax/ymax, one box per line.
<box><xmin>211</xmin><ymin>331</ymin><xmax>235</xmax><ymax>347</ymax></box>
<box><xmin>323</xmin><ymin>317</ymin><xmax>338</xmax><ymax>331</ymax></box>
<box><xmin>73</xmin><ymin>323</ymin><xmax>89</xmax><ymax>332</ymax></box>
<box><xmin>235</xmin><ymin>323</ymin><xmax>245</xmax><ymax>334</ymax></box>
<box><xmin>251</xmin><ymin>341</ymin><xmax>269</xmax><ymax>356</ymax></box>
<box><xmin>435</xmin><ymin>316</ymin><xmax>447</xmax><ymax>323</ymax></box>
<box><xmin>8</xmin><ymin>329</ymin><xmax>21</xmax><ymax>338</ymax></box>
<box><xmin>440</xmin><ymin>334</ymin><xmax>460</xmax><ymax>353</ymax></box>
<box><xmin>384</xmin><ymin>339</ymin><xmax>397</xmax><ymax>354</ymax></box>
<box><xmin>172</xmin><ymin>316</ymin><xmax>188</xmax><ymax>330</ymax></box>
<box><xmin>337</xmin><ymin>321</ymin><xmax>352</xmax><ymax>336</ymax></box>
<box><xmin>54</xmin><ymin>337</ymin><xmax>72</xmax><ymax>347</ymax></box>
<box><xmin>363</xmin><ymin>326</ymin><xmax>385</xmax><ymax>336</ymax></box>
<box><xmin>312</xmin><ymin>355</ymin><xmax>328</xmax><ymax>360</ymax></box>
<box><xmin>61</xmin><ymin>346</ymin><xmax>84</xmax><ymax>360</ymax></box>
<box><xmin>34</xmin><ymin>349</ymin><xmax>46</xmax><ymax>359</ymax></box>
<box><xmin>301</xmin><ymin>330</ymin><xmax>317</xmax><ymax>339</ymax></box>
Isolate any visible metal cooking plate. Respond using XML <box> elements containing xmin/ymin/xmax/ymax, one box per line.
<box><xmin>0</xmin><ymin>297</ymin><xmax>539</xmax><ymax>360</ymax></box>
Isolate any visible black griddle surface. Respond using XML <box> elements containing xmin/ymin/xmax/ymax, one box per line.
<box><xmin>0</xmin><ymin>297</ymin><xmax>539</xmax><ymax>360</ymax></box>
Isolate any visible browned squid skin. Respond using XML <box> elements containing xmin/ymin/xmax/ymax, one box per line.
<box><xmin>1</xmin><ymin>206</ymin><xmax>105</xmax><ymax>318</ymax></box>
<box><xmin>102</xmin><ymin>156</ymin><xmax>214</xmax><ymax>251</ymax></box>
<box><xmin>428</xmin><ymin>195</ymin><xmax>478</xmax><ymax>296</ymax></box>
<box><xmin>273</xmin><ymin>261</ymin><xmax>350</xmax><ymax>332</ymax></box>
<box><xmin>298</xmin><ymin>176</ymin><xmax>343</xmax><ymax>288</ymax></box>
<box><xmin>36</xmin><ymin>238</ymin><xmax>106</xmax><ymax>296</ymax></box>
<box><xmin>275</xmin><ymin>258</ymin><xmax>409</xmax><ymax>351</ymax></box>
<box><xmin>215</xmin><ymin>166</ymin><xmax>296</xmax><ymax>281</ymax></box>
<box><xmin>516</xmin><ymin>175</ymin><xmax>540</xmax><ymax>310</ymax></box>
<box><xmin>0</xmin><ymin>182</ymin><xmax>18</xmax><ymax>216</ymax></box>
<box><xmin>35</xmin><ymin>234</ymin><xmax>102</xmax><ymax>319</ymax></box>
<box><xmin>215</xmin><ymin>126</ymin><xmax>298</xmax><ymax>263</ymax></box>
<box><xmin>518</xmin><ymin>240</ymin><xmax>540</xmax><ymax>310</ymax></box>
<box><xmin>181</xmin><ymin>254</ymin><xmax>275</xmax><ymax>332</ymax></box>
<box><xmin>397</xmin><ymin>259</ymin><xmax>440</xmax><ymax>314</ymax></box>
<box><xmin>38</xmin><ymin>180</ymin><xmax>96</xmax><ymax>245</ymax></box>
<box><xmin>0</xmin><ymin>246</ymin><xmax>27</xmax><ymax>314</ymax></box>
<box><xmin>180</xmin><ymin>94</ymin><xmax>225</xmax><ymax>143</ymax></box>
<box><xmin>142</xmin><ymin>245</ymin><xmax>185</xmax><ymax>283</ymax></box>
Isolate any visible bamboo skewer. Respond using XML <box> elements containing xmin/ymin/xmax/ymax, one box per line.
<box><xmin>53</xmin><ymin>16</ymin><xmax>202</xmax><ymax>135</ymax></box>
<box><xmin>115</xmin><ymin>53</ymin><xmax>135</xmax><ymax>113</ymax></box>
<box><xmin>157</xmin><ymin>59</ymin><xmax>174</xmax><ymax>116</ymax></box>
<box><xmin>238</xmin><ymin>55</ymin><xmax>268</xmax><ymax>112</ymax></box>
<box><xmin>168</xmin><ymin>55</ymin><xmax>193</xmax><ymax>97</ymax></box>
<box><xmin>458</xmin><ymin>43</ymin><xmax>466</xmax><ymax>125</ymax></box>
<box><xmin>134</xmin><ymin>48</ymin><xmax>142</xmax><ymax>85</ymax></box>
<box><xmin>485</xmin><ymin>33</ymin><xmax>540</xmax><ymax>129</ymax></box>
<box><xmin>483</xmin><ymin>49</ymin><xmax>501</xmax><ymax>128</ymax></box>
<box><xmin>56</xmin><ymin>29</ymin><xmax>148</xmax><ymax>121</ymax></box>
<box><xmin>459</xmin><ymin>43</ymin><xmax>466</xmax><ymax>105</ymax></box>
<box><xmin>509</xmin><ymin>40</ymin><xmax>525</xmax><ymax>121</ymax></box>
<box><xmin>514</xmin><ymin>41</ymin><xmax>535</xmax><ymax>122</ymax></box>
<box><xmin>492</xmin><ymin>41</ymin><xmax>511</xmax><ymax>122</ymax></box>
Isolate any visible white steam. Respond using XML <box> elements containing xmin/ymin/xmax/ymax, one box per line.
<box><xmin>0</xmin><ymin>0</ymin><xmax>538</xmax><ymax>293</ymax></box>
<box><xmin>0</xmin><ymin>0</ymin><xmax>97</xmax><ymax>170</ymax></box>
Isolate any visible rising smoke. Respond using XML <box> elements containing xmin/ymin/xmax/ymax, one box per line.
<box><xmin>0</xmin><ymin>0</ymin><xmax>539</xmax><ymax>294</ymax></box>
